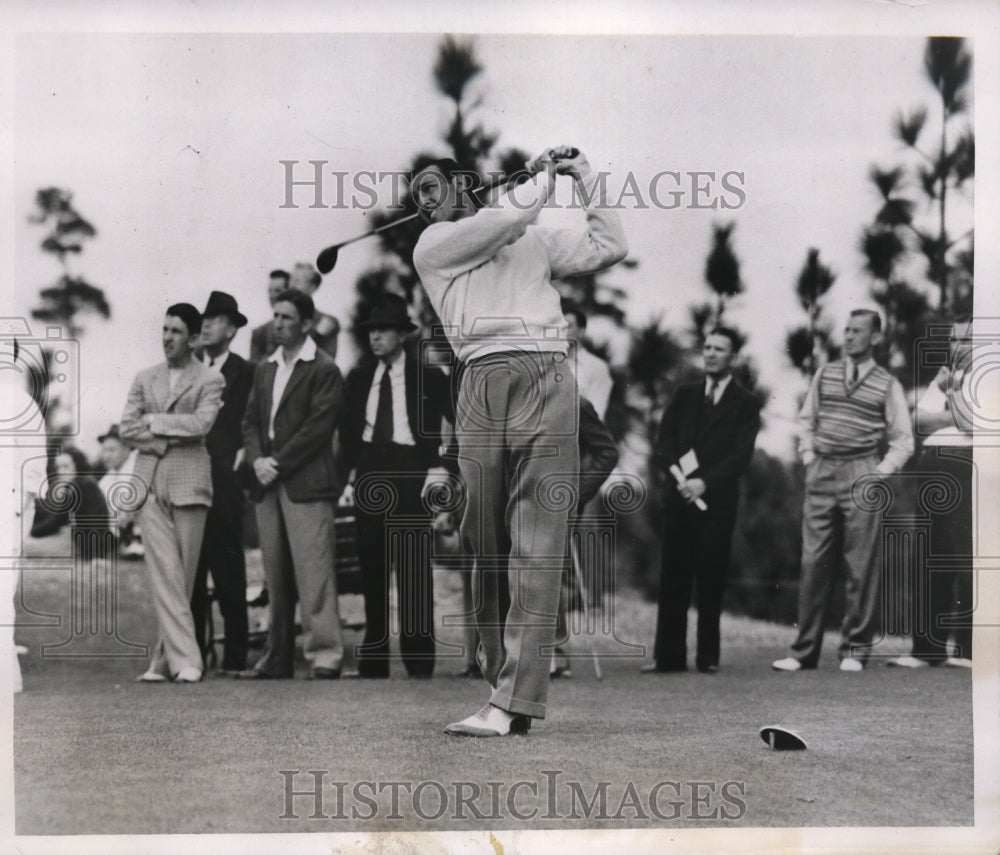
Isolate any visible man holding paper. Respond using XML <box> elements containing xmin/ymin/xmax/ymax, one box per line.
<box><xmin>643</xmin><ymin>328</ymin><xmax>760</xmax><ymax>674</ymax></box>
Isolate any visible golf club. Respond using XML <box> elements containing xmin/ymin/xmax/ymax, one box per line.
<box><xmin>571</xmin><ymin>538</ymin><xmax>603</xmax><ymax>680</ymax></box>
<box><xmin>316</xmin><ymin>212</ymin><xmax>421</xmax><ymax>275</ymax></box>
<box><xmin>315</xmin><ymin>148</ymin><xmax>579</xmax><ymax>275</ymax></box>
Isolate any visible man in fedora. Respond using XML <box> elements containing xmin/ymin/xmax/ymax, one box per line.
<box><xmin>190</xmin><ymin>290</ymin><xmax>256</xmax><ymax>674</ymax></box>
<box><xmin>340</xmin><ymin>293</ymin><xmax>452</xmax><ymax>679</ymax></box>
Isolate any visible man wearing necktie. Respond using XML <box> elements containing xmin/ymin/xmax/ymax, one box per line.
<box><xmin>340</xmin><ymin>294</ymin><xmax>452</xmax><ymax>679</ymax></box>
<box><xmin>773</xmin><ymin>309</ymin><xmax>913</xmax><ymax>673</ymax></box>
<box><xmin>190</xmin><ymin>291</ymin><xmax>256</xmax><ymax>674</ymax></box>
<box><xmin>644</xmin><ymin>327</ymin><xmax>760</xmax><ymax>674</ymax></box>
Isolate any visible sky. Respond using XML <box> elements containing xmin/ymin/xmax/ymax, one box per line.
<box><xmin>2</xmin><ymin>11</ymin><xmax>987</xmax><ymax>461</ymax></box>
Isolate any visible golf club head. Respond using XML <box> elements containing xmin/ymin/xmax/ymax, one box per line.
<box><xmin>759</xmin><ymin>725</ymin><xmax>807</xmax><ymax>751</ymax></box>
<box><xmin>316</xmin><ymin>245</ymin><xmax>339</xmax><ymax>275</ymax></box>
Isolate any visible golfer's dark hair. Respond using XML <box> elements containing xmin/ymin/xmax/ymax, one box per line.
<box><xmin>561</xmin><ymin>300</ymin><xmax>587</xmax><ymax>330</ymax></box>
<box><xmin>411</xmin><ymin>158</ymin><xmax>485</xmax><ymax>215</ymax></box>
<box><xmin>849</xmin><ymin>308</ymin><xmax>882</xmax><ymax>333</ymax></box>
<box><xmin>269</xmin><ymin>269</ymin><xmax>290</xmax><ymax>285</ymax></box>
<box><xmin>166</xmin><ymin>303</ymin><xmax>202</xmax><ymax>335</ymax></box>
<box><xmin>707</xmin><ymin>326</ymin><xmax>741</xmax><ymax>352</ymax></box>
<box><xmin>274</xmin><ymin>288</ymin><xmax>315</xmax><ymax>322</ymax></box>
<box><xmin>417</xmin><ymin>158</ymin><xmax>463</xmax><ymax>184</ymax></box>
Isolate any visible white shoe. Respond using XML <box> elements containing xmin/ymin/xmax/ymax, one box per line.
<box><xmin>839</xmin><ymin>657</ymin><xmax>863</xmax><ymax>672</ymax></box>
<box><xmin>174</xmin><ymin>666</ymin><xmax>203</xmax><ymax>683</ymax></box>
<box><xmin>772</xmin><ymin>657</ymin><xmax>802</xmax><ymax>672</ymax></box>
<box><xmin>444</xmin><ymin>704</ymin><xmax>531</xmax><ymax>737</ymax></box>
<box><xmin>136</xmin><ymin>670</ymin><xmax>168</xmax><ymax>683</ymax></box>
<box><xmin>944</xmin><ymin>657</ymin><xmax>972</xmax><ymax>669</ymax></box>
<box><xmin>885</xmin><ymin>655</ymin><xmax>928</xmax><ymax>669</ymax></box>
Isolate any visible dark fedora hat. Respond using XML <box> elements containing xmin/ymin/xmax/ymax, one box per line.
<box><xmin>355</xmin><ymin>293</ymin><xmax>417</xmax><ymax>333</ymax></box>
<box><xmin>98</xmin><ymin>424</ymin><xmax>121</xmax><ymax>443</ymax></box>
<box><xmin>201</xmin><ymin>291</ymin><xmax>248</xmax><ymax>328</ymax></box>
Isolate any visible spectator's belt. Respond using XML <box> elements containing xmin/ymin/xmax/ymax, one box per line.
<box><xmin>815</xmin><ymin>449</ymin><xmax>878</xmax><ymax>461</ymax></box>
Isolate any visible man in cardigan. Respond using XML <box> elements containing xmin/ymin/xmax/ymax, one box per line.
<box><xmin>190</xmin><ymin>291</ymin><xmax>256</xmax><ymax>674</ymax></box>
<box><xmin>239</xmin><ymin>289</ymin><xmax>345</xmax><ymax>679</ymax></box>
<box><xmin>773</xmin><ymin>309</ymin><xmax>913</xmax><ymax>672</ymax></box>
<box><xmin>412</xmin><ymin>146</ymin><xmax>627</xmax><ymax>735</ymax></box>
<box><xmin>642</xmin><ymin>328</ymin><xmax>760</xmax><ymax>674</ymax></box>
<box><xmin>340</xmin><ymin>293</ymin><xmax>452</xmax><ymax>679</ymax></box>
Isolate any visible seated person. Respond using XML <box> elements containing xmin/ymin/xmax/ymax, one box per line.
<box><xmin>31</xmin><ymin>447</ymin><xmax>114</xmax><ymax>556</ymax></box>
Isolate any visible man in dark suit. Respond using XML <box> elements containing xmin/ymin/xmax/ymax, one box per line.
<box><xmin>340</xmin><ymin>294</ymin><xmax>452</xmax><ymax>679</ymax></box>
<box><xmin>249</xmin><ymin>269</ymin><xmax>289</xmax><ymax>363</ymax></box>
<box><xmin>239</xmin><ymin>288</ymin><xmax>346</xmax><ymax>679</ymax></box>
<box><xmin>190</xmin><ymin>291</ymin><xmax>256</xmax><ymax>674</ymax></box>
<box><xmin>643</xmin><ymin>327</ymin><xmax>760</xmax><ymax>674</ymax></box>
<box><xmin>250</xmin><ymin>264</ymin><xmax>340</xmax><ymax>361</ymax></box>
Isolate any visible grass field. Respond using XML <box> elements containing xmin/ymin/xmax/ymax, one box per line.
<box><xmin>12</xmin><ymin>534</ymin><xmax>974</xmax><ymax>834</ymax></box>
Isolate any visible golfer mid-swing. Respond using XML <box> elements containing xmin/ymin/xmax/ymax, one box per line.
<box><xmin>412</xmin><ymin>146</ymin><xmax>627</xmax><ymax>736</ymax></box>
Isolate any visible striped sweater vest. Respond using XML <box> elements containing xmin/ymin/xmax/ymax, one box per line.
<box><xmin>814</xmin><ymin>361</ymin><xmax>893</xmax><ymax>457</ymax></box>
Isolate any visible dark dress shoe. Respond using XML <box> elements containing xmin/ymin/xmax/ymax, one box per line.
<box><xmin>640</xmin><ymin>663</ymin><xmax>687</xmax><ymax>674</ymax></box>
<box><xmin>234</xmin><ymin>669</ymin><xmax>292</xmax><ymax>679</ymax></box>
<box><xmin>215</xmin><ymin>667</ymin><xmax>244</xmax><ymax>677</ymax></box>
<box><xmin>308</xmin><ymin>667</ymin><xmax>341</xmax><ymax>680</ymax></box>
<box><xmin>358</xmin><ymin>668</ymin><xmax>390</xmax><ymax>678</ymax></box>
<box><xmin>697</xmin><ymin>664</ymin><xmax>719</xmax><ymax>674</ymax></box>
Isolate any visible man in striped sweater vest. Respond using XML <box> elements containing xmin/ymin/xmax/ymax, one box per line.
<box><xmin>774</xmin><ymin>310</ymin><xmax>913</xmax><ymax>672</ymax></box>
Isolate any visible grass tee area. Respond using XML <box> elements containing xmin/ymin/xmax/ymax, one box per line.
<box><xmin>12</xmin><ymin>541</ymin><xmax>973</xmax><ymax>835</ymax></box>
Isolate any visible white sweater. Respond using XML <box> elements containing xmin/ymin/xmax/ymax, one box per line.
<box><xmin>413</xmin><ymin>170</ymin><xmax>628</xmax><ymax>363</ymax></box>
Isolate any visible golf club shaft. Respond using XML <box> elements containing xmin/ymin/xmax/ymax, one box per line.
<box><xmin>316</xmin><ymin>148</ymin><xmax>579</xmax><ymax>271</ymax></box>
<box><xmin>571</xmin><ymin>538</ymin><xmax>603</xmax><ymax>680</ymax></box>
<box><xmin>336</xmin><ymin>211</ymin><xmax>422</xmax><ymax>250</ymax></box>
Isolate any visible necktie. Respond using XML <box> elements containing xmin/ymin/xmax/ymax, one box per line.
<box><xmin>705</xmin><ymin>379</ymin><xmax>716</xmax><ymax>409</ymax></box>
<box><xmin>851</xmin><ymin>364</ymin><xmax>858</xmax><ymax>385</ymax></box>
<box><xmin>209</xmin><ymin>356</ymin><xmax>216</xmax><ymax>368</ymax></box>
<box><xmin>372</xmin><ymin>367</ymin><xmax>393</xmax><ymax>443</ymax></box>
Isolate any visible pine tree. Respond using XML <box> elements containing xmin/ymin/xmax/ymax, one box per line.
<box><xmin>785</xmin><ymin>248</ymin><xmax>836</xmax><ymax>377</ymax></box>
<box><xmin>28</xmin><ymin>187</ymin><xmax>110</xmax><ymax>434</ymax></box>
<box><xmin>348</xmin><ymin>36</ymin><xmax>504</xmax><ymax>351</ymax></box>
<box><xmin>703</xmin><ymin>222</ymin><xmax>743</xmax><ymax>327</ymax></box>
<box><xmin>860</xmin><ymin>37</ymin><xmax>973</xmax><ymax>386</ymax></box>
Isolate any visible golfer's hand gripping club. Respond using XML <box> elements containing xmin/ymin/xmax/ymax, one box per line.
<box><xmin>526</xmin><ymin>146</ymin><xmax>582</xmax><ymax>175</ymax></box>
